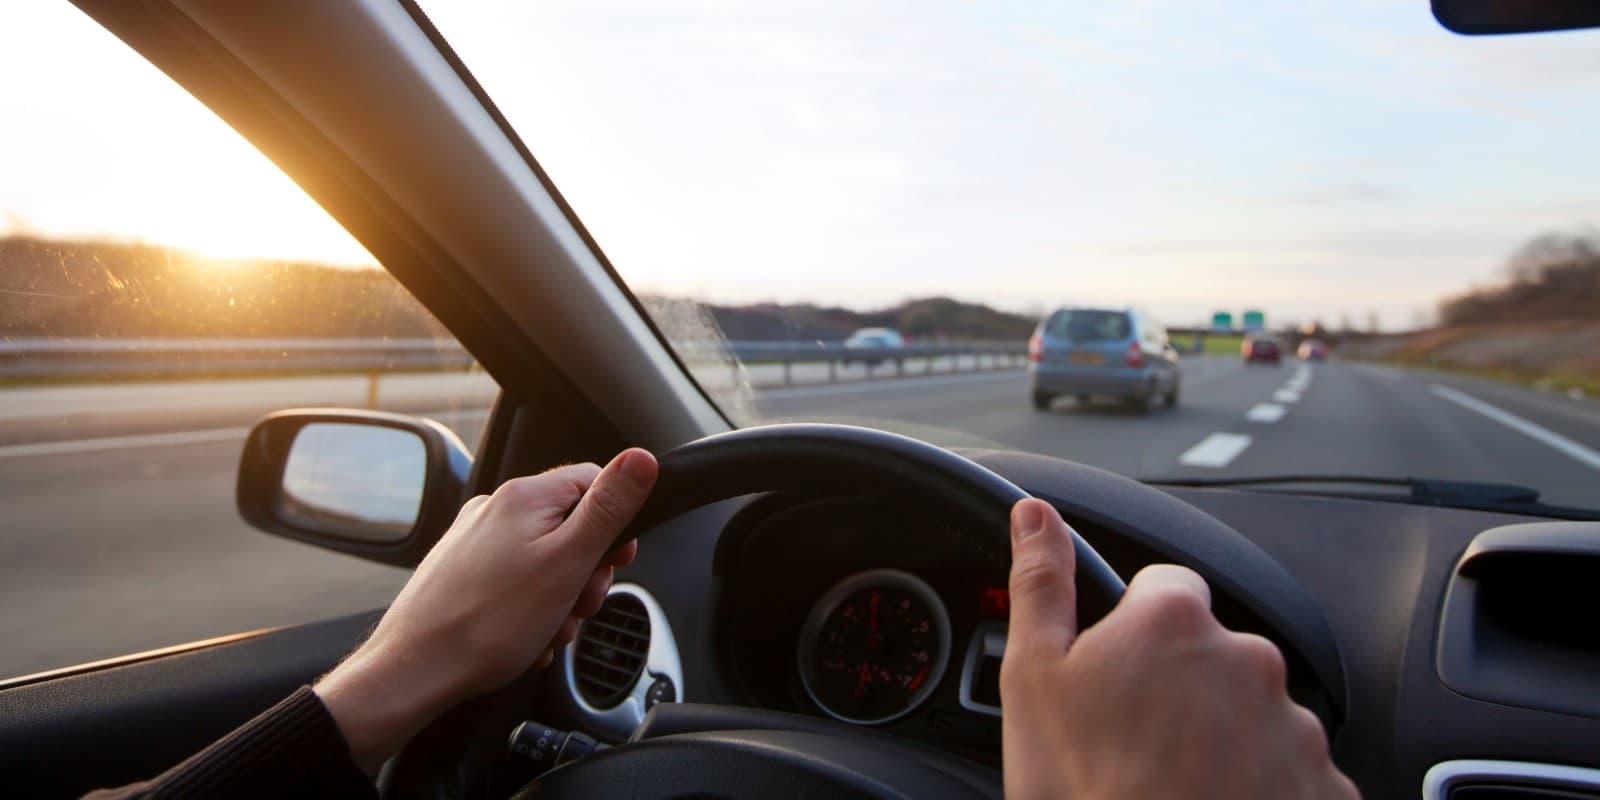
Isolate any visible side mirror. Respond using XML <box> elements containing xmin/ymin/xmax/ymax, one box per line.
<box><xmin>237</xmin><ymin>409</ymin><xmax>473</xmax><ymax>566</ymax></box>
<box><xmin>1433</xmin><ymin>0</ymin><xmax>1600</xmax><ymax>34</ymax></box>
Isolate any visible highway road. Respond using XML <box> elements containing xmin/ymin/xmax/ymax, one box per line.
<box><xmin>2</xmin><ymin>357</ymin><xmax>1598</xmax><ymax>679</ymax></box>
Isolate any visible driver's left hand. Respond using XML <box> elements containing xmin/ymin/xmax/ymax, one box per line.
<box><xmin>314</xmin><ymin>448</ymin><xmax>658</xmax><ymax>772</ymax></box>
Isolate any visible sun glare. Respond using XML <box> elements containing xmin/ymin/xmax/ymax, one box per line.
<box><xmin>2</xmin><ymin>3</ymin><xmax>378</xmax><ymax>272</ymax></box>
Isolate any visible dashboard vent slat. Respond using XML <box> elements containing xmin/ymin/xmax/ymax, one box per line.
<box><xmin>574</xmin><ymin>593</ymin><xmax>651</xmax><ymax>709</ymax></box>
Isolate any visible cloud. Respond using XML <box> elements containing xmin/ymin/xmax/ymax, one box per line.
<box><xmin>1250</xmin><ymin>183</ymin><xmax>1399</xmax><ymax>206</ymax></box>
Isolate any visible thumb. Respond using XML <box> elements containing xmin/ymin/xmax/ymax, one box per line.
<box><xmin>554</xmin><ymin>448</ymin><xmax>657</xmax><ymax>560</ymax></box>
<box><xmin>1005</xmin><ymin>498</ymin><xmax>1078</xmax><ymax>658</ymax></box>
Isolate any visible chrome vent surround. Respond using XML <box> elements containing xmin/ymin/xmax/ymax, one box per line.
<box><xmin>562</xmin><ymin>583</ymin><xmax>684</xmax><ymax>740</ymax></box>
<box><xmin>572</xmin><ymin>594</ymin><xmax>651</xmax><ymax>708</ymax></box>
<box><xmin>1424</xmin><ymin>760</ymin><xmax>1600</xmax><ymax>800</ymax></box>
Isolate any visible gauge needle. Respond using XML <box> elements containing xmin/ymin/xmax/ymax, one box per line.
<box><xmin>907</xmin><ymin>666</ymin><xmax>929</xmax><ymax>692</ymax></box>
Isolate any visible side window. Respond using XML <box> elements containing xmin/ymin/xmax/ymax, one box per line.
<box><xmin>0</xmin><ymin>6</ymin><xmax>497</xmax><ymax>680</ymax></box>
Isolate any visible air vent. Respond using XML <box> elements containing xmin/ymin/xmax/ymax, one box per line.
<box><xmin>573</xmin><ymin>593</ymin><xmax>651</xmax><ymax>709</ymax></box>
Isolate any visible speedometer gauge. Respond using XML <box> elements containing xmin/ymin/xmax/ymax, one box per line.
<box><xmin>798</xmin><ymin>569</ymin><xmax>952</xmax><ymax>725</ymax></box>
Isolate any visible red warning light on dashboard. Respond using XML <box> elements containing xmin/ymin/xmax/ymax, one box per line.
<box><xmin>979</xmin><ymin>586</ymin><xmax>1010</xmax><ymax>618</ymax></box>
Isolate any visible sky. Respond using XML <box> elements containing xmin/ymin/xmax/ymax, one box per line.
<box><xmin>4</xmin><ymin>1</ymin><xmax>1600</xmax><ymax>330</ymax></box>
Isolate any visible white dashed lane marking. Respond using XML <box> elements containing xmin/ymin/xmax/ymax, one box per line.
<box><xmin>1178</xmin><ymin>433</ymin><xmax>1253</xmax><ymax>468</ymax></box>
<box><xmin>1246</xmin><ymin>403</ymin><xmax>1287</xmax><ymax>423</ymax></box>
<box><xmin>1274</xmin><ymin>389</ymin><xmax>1301</xmax><ymax>403</ymax></box>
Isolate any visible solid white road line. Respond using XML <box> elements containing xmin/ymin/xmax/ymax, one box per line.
<box><xmin>1178</xmin><ymin>433</ymin><xmax>1253</xmax><ymax>468</ymax></box>
<box><xmin>0</xmin><ymin>427</ymin><xmax>250</xmax><ymax>459</ymax></box>
<box><xmin>1429</xmin><ymin>385</ymin><xmax>1600</xmax><ymax>471</ymax></box>
<box><xmin>0</xmin><ymin>408</ymin><xmax>491</xmax><ymax>460</ymax></box>
<box><xmin>1274</xmin><ymin>389</ymin><xmax>1302</xmax><ymax>403</ymax></box>
<box><xmin>1246</xmin><ymin>403</ymin><xmax>1287</xmax><ymax>423</ymax></box>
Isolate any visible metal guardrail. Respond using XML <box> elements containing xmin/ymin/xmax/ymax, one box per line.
<box><xmin>0</xmin><ymin>338</ymin><xmax>1029</xmax><ymax>382</ymax></box>
<box><xmin>722</xmin><ymin>341</ymin><xmax>1027</xmax><ymax>385</ymax></box>
<box><xmin>0</xmin><ymin>338</ymin><xmax>476</xmax><ymax>378</ymax></box>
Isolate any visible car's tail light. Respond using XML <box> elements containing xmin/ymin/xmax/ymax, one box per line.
<box><xmin>1028</xmin><ymin>333</ymin><xmax>1043</xmax><ymax>362</ymax></box>
<box><xmin>1125</xmin><ymin>341</ymin><xmax>1145</xmax><ymax>367</ymax></box>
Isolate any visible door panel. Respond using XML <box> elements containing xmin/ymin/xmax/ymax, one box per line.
<box><xmin>0</xmin><ymin>611</ymin><xmax>378</xmax><ymax>799</ymax></box>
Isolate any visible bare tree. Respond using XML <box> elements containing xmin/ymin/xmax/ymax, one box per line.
<box><xmin>1439</xmin><ymin>229</ymin><xmax>1600</xmax><ymax>326</ymax></box>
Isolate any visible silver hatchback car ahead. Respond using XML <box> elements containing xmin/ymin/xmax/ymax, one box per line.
<box><xmin>1027</xmin><ymin>307</ymin><xmax>1181</xmax><ymax>413</ymax></box>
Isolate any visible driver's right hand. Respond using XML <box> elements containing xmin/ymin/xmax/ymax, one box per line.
<box><xmin>999</xmin><ymin>498</ymin><xmax>1360</xmax><ymax>799</ymax></box>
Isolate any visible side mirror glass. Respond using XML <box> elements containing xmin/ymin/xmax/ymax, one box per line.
<box><xmin>278</xmin><ymin>423</ymin><xmax>427</xmax><ymax>543</ymax></box>
<box><xmin>237</xmin><ymin>409</ymin><xmax>473</xmax><ymax>566</ymax></box>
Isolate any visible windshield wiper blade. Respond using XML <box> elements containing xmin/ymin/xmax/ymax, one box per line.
<box><xmin>1143</xmin><ymin>474</ymin><xmax>1600</xmax><ymax>520</ymax></box>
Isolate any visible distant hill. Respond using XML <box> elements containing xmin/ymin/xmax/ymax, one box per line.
<box><xmin>0</xmin><ymin>235</ymin><xmax>448</xmax><ymax>339</ymax></box>
<box><xmin>705</xmin><ymin>297</ymin><xmax>1034</xmax><ymax>342</ymax></box>
<box><xmin>1</xmin><ymin>235</ymin><xmax>1033</xmax><ymax>342</ymax></box>
<box><xmin>1439</xmin><ymin>230</ymin><xmax>1600</xmax><ymax>326</ymax></box>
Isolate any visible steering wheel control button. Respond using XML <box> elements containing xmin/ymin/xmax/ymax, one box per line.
<box><xmin>508</xmin><ymin>721</ymin><xmax>601</xmax><ymax>775</ymax></box>
<box><xmin>645</xmin><ymin>676</ymin><xmax>676</xmax><ymax>710</ymax></box>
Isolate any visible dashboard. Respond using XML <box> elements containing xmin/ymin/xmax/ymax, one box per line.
<box><xmin>546</xmin><ymin>449</ymin><xmax>1600</xmax><ymax>800</ymax></box>
<box><xmin>715</xmin><ymin>496</ymin><xmax>1012</xmax><ymax>762</ymax></box>
<box><xmin>709</xmin><ymin>493</ymin><xmax>1342</xmax><ymax>763</ymax></box>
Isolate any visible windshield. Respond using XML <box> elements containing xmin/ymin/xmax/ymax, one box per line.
<box><xmin>418</xmin><ymin>2</ymin><xmax>1600</xmax><ymax>511</ymax></box>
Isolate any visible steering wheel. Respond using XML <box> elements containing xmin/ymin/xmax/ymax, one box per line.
<box><xmin>508</xmin><ymin>423</ymin><xmax>1126</xmax><ymax>799</ymax></box>
<box><xmin>617</xmin><ymin>423</ymin><xmax>1123</xmax><ymax>616</ymax></box>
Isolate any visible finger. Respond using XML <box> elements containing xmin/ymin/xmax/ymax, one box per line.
<box><xmin>1117</xmin><ymin>564</ymin><xmax>1213</xmax><ymax>636</ymax></box>
<box><xmin>552</xmin><ymin>616</ymin><xmax>580</xmax><ymax>649</ymax></box>
<box><xmin>571</xmin><ymin>566</ymin><xmax>614</xmax><ymax>619</ymax></box>
<box><xmin>1005</xmin><ymin>498</ymin><xmax>1078</xmax><ymax>657</ymax></box>
<box><xmin>492</xmin><ymin>462</ymin><xmax>602</xmax><ymax>515</ymax></box>
<box><xmin>554</xmin><ymin>449</ymin><xmax>657</xmax><ymax>558</ymax></box>
<box><xmin>533</xmin><ymin>649</ymin><xmax>555</xmax><ymax>671</ymax></box>
<box><xmin>605</xmin><ymin>539</ymin><xmax>639</xmax><ymax>569</ymax></box>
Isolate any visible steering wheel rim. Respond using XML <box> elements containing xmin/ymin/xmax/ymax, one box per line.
<box><xmin>620</xmin><ymin>423</ymin><xmax>1125</xmax><ymax>640</ymax></box>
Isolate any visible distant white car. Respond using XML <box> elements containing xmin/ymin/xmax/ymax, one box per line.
<box><xmin>843</xmin><ymin>328</ymin><xmax>904</xmax><ymax>366</ymax></box>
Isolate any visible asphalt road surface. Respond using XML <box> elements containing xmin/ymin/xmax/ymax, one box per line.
<box><xmin>2</xmin><ymin>357</ymin><xmax>1597</xmax><ymax>678</ymax></box>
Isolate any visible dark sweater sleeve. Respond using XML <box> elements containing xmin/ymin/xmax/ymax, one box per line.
<box><xmin>85</xmin><ymin>686</ymin><xmax>376</xmax><ymax>799</ymax></box>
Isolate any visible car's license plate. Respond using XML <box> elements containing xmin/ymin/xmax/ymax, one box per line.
<box><xmin>1068</xmin><ymin>352</ymin><xmax>1102</xmax><ymax>364</ymax></box>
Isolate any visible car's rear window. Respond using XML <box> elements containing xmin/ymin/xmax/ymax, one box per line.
<box><xmin>1046</xmin><ymin>310</ymin><xmax>1130</xmax><ymax>342</ymax></box>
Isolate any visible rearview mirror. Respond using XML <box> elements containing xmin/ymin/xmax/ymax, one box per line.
<box><xmin>238</xmin><ymin>409</ymin><xmax>473</xmax><ymax>566</ymax></box>
<box><xmin>1433</xmin><ymin>0</ymin><xmax>1600</xmax><ymax>34</ymax></box>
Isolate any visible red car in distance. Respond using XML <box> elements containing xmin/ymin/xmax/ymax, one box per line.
<box><xmin>1298</xmin><ymin>339</ymin><xmax>1330</xmax><ymax>361</ymax></box>
<box><xmin>1241</xmin><ymin>333</ymin><xmax>1283</xmax><ymax>365</ymax></box>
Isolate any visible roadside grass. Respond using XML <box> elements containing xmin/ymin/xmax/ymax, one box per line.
<box><xmin>1340</xmin><ymin>321</ymin><xmax>1600</xmax><ymax>401</ymax></box>
<box><xmin>1382</xmin><ymin>361</ymin><xmax>1599</xmax><ymax>399</ymax></box>
<box><xmin>1170</xmin><ymin>333</ymin><xmax>1244</xmax><ymax>356</ymax></box>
